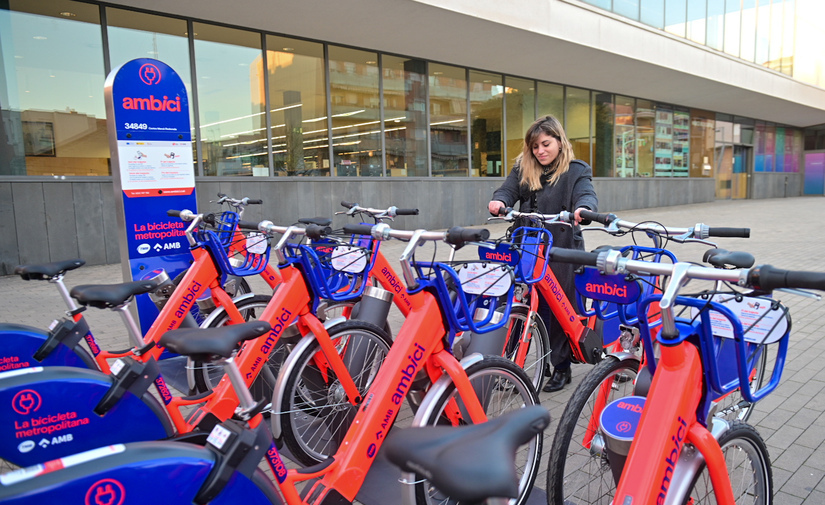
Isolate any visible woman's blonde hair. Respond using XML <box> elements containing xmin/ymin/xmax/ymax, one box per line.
<box><xmin>517</xmin><ymin>115</ymin><xmax>574</xmax><ymax>191</ymax></box>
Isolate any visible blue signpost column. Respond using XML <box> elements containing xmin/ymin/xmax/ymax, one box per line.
<box><xmin>104</xmin><ymin>59</ymin><xmax>197</xmax><ymax>333</ymax></box>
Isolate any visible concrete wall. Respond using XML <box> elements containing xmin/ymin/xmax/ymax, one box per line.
<box><xmin>751</xmin><ymin>172</ymin><xmax>804</xmax><ymax>199</ymax></box>
<box><xmin>0</xmin><ymin>175</ymin><xmax>740</xmax><ymax>275</ymax></box>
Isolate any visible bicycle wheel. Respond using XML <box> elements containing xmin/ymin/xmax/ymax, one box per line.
<box><xmin>712</xmin><ymin>349</ymin><xmax>767</xmax><ymax>423</ymax></box>
<box><xmin>190</xmin><ymin>295</ymin><xmax>285</xmax><ymax>410</ymax></box>
<box><xmin>682</xmin><ymin>421</ymin><xmax>773</xmax><ymax>504</ymax></box>
<box><xmin>276</xmin><ymin>320</ymin><xmax>392</xmax><ymax>466</ymax></box>
<box><xmin>546</xmin><ymin>355</ymin><xmax>640</xmax><ymax>505</ymax></box>
<box><xmin>501</xmin><ymin>305</ymin><xmax>550</xmax><ymax>391</ymax></box>
<box><xmin>413</xmin><ymin>356</ymin><xmax>542</xmax><ymax>505</ymax></box>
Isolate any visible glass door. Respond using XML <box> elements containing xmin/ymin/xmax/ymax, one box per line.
<box><xmin>731</xmin><ymin>145</ymin><xmax>749</xmax><ymax>199</ymax></box>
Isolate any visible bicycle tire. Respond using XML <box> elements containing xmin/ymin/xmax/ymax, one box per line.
<box><xmin>681</xmin><ymin>421</ymin><xmax>773</xmax><ymax>504</ymax></box>
<box><xmin>276</xmin><ymin>320</ymin><xmax>392</xmax><ymax>466</ymax></box>
<box><xmin>502</xmin><ymin>304</ymin><xmax>550</xmax><ymax>391</ymax></box>
<box><xmin>546</xmin><ymin>355</ymin><xmax>640</xmax><ymax>505</ymax></box>
<box><xmin>190</xmin><ymin>295</ymin><xmax>283</xmax><ymax>410</ymax></box>
<box><xmin>413</xmin><ymin>356</ymin><xmax>542</xmax><ymax>505</ymax></box>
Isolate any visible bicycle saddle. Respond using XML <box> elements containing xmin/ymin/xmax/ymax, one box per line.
<box><xmin>70</xmin><ymin>278</ymin><xmax>161</xmax><ymax>308</ymax></box>
<box><xmin>703</xmin><ymin>248</ymin><xmax>755</xmax><ymax>269</ymax></box>
<box><xmin>15</xmin><ymin>258</ymin><xmax>85</xmax><ymax>280</ymax></box>
<box><xmin>384</xmin><ymin>405</ymin><xmax>550</xmax><ymax>502</ymax></box>
<box><xmin>298</xmin><ymin>216</ymin><xmax>332</xmax><ymax>227</ymax></box>
<box><xmin>159</xmin><ymin>321</ymin><xmax>271</xmax><ymax>361</ymax></box>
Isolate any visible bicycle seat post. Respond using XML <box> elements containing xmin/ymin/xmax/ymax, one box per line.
<box><xmin>51</xmin><ymin>273</ymin><xmax>83</xmax><ymax>316</ymax></box>
<box><xmin>112</xmin><ymin>300</ymin><xmax>146</xmax><ymax>350</ymax></box>
<box><xmin>220</xmin><ymin>356</ymin><xmax>257</xmax><ymax>415</ymax></box>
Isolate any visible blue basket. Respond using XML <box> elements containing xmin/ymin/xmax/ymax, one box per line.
<box><xmin>507</xmin><ymin>226</ymin><xmax>552</xmax><ymax>284</ymax></box>
<box><xmin>212</xmin><ymin>211</ymin><xmax>240</xmax><ymax>247</ymax></box>
<box><xmin>199</xmin><ymin>227</ymin><xmax>271</xmax><ymax>277</ymax></box>
<box><xmin>287</xmin><ymin>237</ymin><xmax>376</xmax><ymax>301</ymax></box>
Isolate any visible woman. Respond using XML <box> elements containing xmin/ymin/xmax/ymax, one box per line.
<box><xmin>488</xmin><ymin>115</ymin><xmax>598</xmax><ymax>392</ymax></box>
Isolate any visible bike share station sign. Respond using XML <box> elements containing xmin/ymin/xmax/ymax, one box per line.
<box><xmin>104</xmin><ymin>59</ymin><xmax>197</xmax><ymax>333</ymax></box>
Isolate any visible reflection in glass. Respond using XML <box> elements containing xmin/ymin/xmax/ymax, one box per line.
<box><xmin>615</xmin><ymin>0</ymin><xmax>640</xmax><ymax>20</ymax></box>
<box><xmin>0</xmin><ymin>0</ymin><xmax>106</xmax><ymax>176</ymax></box>
<box><xmin>653</xmin><ymin>105</ymin><xmax>674</xmax><ymax>177</ymax></box>
<box><xmin>504</xmin><ymin>77</ymin><xmax>535</xmax><ymax>176</ymax></box>
<box><xmin>593</xmin><ymin>92</ymin><xmax>614</xmax><ymax>177</ymax></box>
<box><xmin>686</xmin><ymin>0</ymin><xmax>706</xmax><ymax>45</ymax></box>
<box><xmin>764</xmin><ymin>123</ymin><xmax>775</xmax><ymax>172</ymax></box>
<box><xmin>266</xmin><ymin>36</ymin><xmax>328</xmax><ymax>176</ymax></box>
<box><xmin>635</xmin><ymin>99</ymin><xmax>655</xmax><ymax>177</ymax></box>
<box><xmin>641</xmin><ymin>0</ymin><xmax>664</xmax><ymax>29</ymax></box>
<box><xmin>775</xmin><ymin>127</ymin><xmax>785</xmax><ymax>172</ymax></box>
<box><xmin>536</xmin><ymin>82</ymin><xmax>563</xmax><ymax>120</ymax></box>
<box><xmin>469</xmin><ymin>70</ymin><xmax>502</xmax><ymax>177</ymax></box>
<box><xmin>706</xmin><ymin>1</ymin><xmax>724</xmax><ymax>50</ymax></box>
<box><xmin>689</xmin><ymin>109</ymin><xmax>714</xmax><ymax>178</ymax></box>
<box><xmin>782</xmin><ymin>0</ymin><xmax>795</xmax><ymax>76</ymax></box>
<box><xmin>583</xmin><ymin>0</ymin><xmax>612</xmax><ymax>9</ymax></box>
<box><xmin>615</xmin><ymin>96</ymin><xmax>636</xmax><ymax>178</ymax></box>
<box><xmin>755</xmin><ymin>0</ymin><xmax>770</xmax><ymax>66</ymax></box>
<box><xmin>768</xmin><ymin>0</ymin><xmax>784</xmax><ymax>71</ymax></box>
<box><xmin>383</xmin><ymin>55</ymin><xmax>427</xmax><ymax>177</ymax></box>
<box><xmin>723</xmin><ymin>0</ymin><xmax>741</xmax><ymax>57</ymax></box>
<box><xmin>194</xmin><ymin>23</ymin><xmax>265</xmax><ymax>176</ymax></box>
<box><xmin>329</xmin><ymin>46</ymin><xmax>381</xmax><ymax>177</ymax></box>
<box><xmin>107</xmin><ymin>9</ymin><xmax>193</xmax><ymax>170</ymax></box>
<box><xmin>566</xmin><ymin>87</ymin><xmax>590</xmax><ymax>166</ymax></box>
<box><xmin>665</xmin><ymin>0</ymin><xmax>687</xmax><ymax>37</ymax></box>
<box><xmin>672</xmin><ymin>109</ymin><xmax>690</xmax><ymax>177</ymax></box>
<box><xmin>754</xmin><ymin>121</ymin><xmax>766</xmax><ymax>172</ymax></box>
<box><xmin>429</xmin><ymin>63</ymin><xmax>468</xmax><ymax>177</ymax></box>
<box><xmin>740</xmin><ymin>0</ymin><xmax>757</xmax><ymax>62</ymax></box>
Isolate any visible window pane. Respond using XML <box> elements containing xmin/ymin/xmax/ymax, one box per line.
<box><xmin>615</xmin><ymin>0</ymin><xmax>640</xmax><ymax>20</ymax></box>
<box><xmin>566</xmin><ymin>87</ymin><xmax>591</xmax><ymax>166</ymax></box>
<box><xmin>615</xmin><ymin>95</ymin><xmax>636</xmax><ymax>177</ymax></box>
<box><xmin>724</xmin><ymin>0</ymin><xmax>741</xmax><ymax>57</ymax></box>
<box><xmin>768</xmin><ymin>0</ymin><xmax>784</xmax><ymax>70</ymax></box>
<box><xmin>593</xmin><ymin>92</ymin><xmax>614</xmax><ymax>177</ymax></box>
<box><xmin>764</xmin><ymin>123</ymin><xmax>775</xmax><ymax>171</ymax></box>
<box><xmin>665</xmin><ymin>0</ymin><xmax>687</xmax><ymax>38</ymax></box>
<box><xmin>686</xmin><ymin>0</ymin><xmax>706</xmax><ymax>45</ymax></box>
<box><xmin>429</xmin><ymin>63</ymin><xmax>467</xmax><ymax>177</ymax></box>
<box><xmin>673</xmin><ymin>110</ymin><xmax>690</xmax><ymax>177</ymax></box>
<box><xmin>328</xmin><ymin>46</ymin><xmax>381</xmax><ymax>177</ymax></box>
<box><xmin>469</xmin><ymin>70</ymin><xmax>502</xmax><ymax>177</ymax></box>
<box><xmin>689</xmin><ymin>109</ymin><xmax>714</xmax><ymax>177</ymax></box>
<box><xmin>107</xmin><ymin>9</ymin><xmax>194</xmax><ymax>170</ymax></box>
<box><xmin>641</xmin><ymin>0</ymin><xmax>664</xmax><ymax>28</ymax></box>
<box><xmin>654</xmin><ymin>106</ymin><xmax>673</xmax><ymax>177</ymax></box>
<box><xmin>707</xmin><ymin>1</ymin><xmax>725</xmax><ymax>50</ymax></box>
<box><xmin>266</xmin><ymin>36</ymin><xmax>328</xmax><ymax>177</ymax></box>
<box><xmin>194</xmin><ymin>23</ymin><xmax>265</xmax><ymax>176</ymax></box>
<box><xmin>536</xmin><ymin>81</ymin><xmax>563</xmax><ymax>120</ymax></box>
<box><xmin>774</xmin><ymin>127</ymin><xmax>785</xmax><ymax>172</ymax></box>
<box><xmin>754</xmin><ymin>121</ymin><xmax>766</xmax><ymax>171</ymax></box>
<box><xmin>636</xmin><ymin>99</ymin><xmax>655</xmax><ymax>177</ymax></box>
<box><xmin>383</xmin><ymin>56</ymin><xmax>427</xmax><ymax>177</ymax></box>
<box><xmin>0</xmin><ymin>0</ymin><xmax>106</xmax><ymax>176</ymax></box>
<box><xmin>504</xmin><ymin>77</ymin><xmax>534</xmax><ymax>176</ymax></box>
<box><xmin>583</xmin><ymin>0</ymin><xmax>612</xmax><ymax>9</ymax></box>
<box><xmin>740</xmin><ymin>0</ymin><xmax>757</xmax><ymax>62</ymax></box>
<box><xmin>782</xmin><ymin>0</ymin><xmax>794</xmax><ymax>75</ymax></box>
<box><xmin>755</xmin><ymin>0</ymin><xmax>771</xmax><ymax>66</ymax></box>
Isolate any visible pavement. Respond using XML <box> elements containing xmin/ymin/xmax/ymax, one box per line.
<box><xmin>2</xmin><ymin>196</ymin><xmax>825</xmax><ymax>503</ymax></box>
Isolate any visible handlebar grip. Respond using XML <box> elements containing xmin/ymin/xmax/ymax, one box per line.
<box><xmin>579</xmin><ymin>210</ymin><xmax>616</xmax><ymax>225</ymax></box>
<box><xmin>305</xmin><ymin>224</ymin><xmax>331</xmax><ymax>241</ymax></box>
<box><xmin>217</xmin><ymin>192</ymin><xmax>226</xmax><ymax>198</ymax></box>
<box><xmin>396</xmin><ymin>208</ymin><xmax>420</xmax><ymax>216</ymax></box>
<box><xmin>246</xmin><ymin>199</ymin><xmax>263</xmax><ymax>205</ymax></box>
<box><xmin>708</xmin><ymin>227</ymin><xmax>750</xmax><ymax>238</ymax></box>
<box><xmin>748</xmin><ymin>265</ymin><xmax>825</xmax><ymax>291</ymax></box>
<box><xmin>445</xmin><ymin>227</ymin><xmax>490</xmax><ymax>246</ymax></box>
<box><xmin>237</xmin><ymin>220</ymin><xmax>260</xmax><ymax>231</ymax></box>
<box><xmin>341</xmin><ymin>201</ymin><xmax>356</xmax><ymax>209</ymax></box>
<box><xmin>202</xmin><ymin>213</ymin><xmax>217</xmax><ymax>226</ymax></box>
<box><xmin>343</xmin><ymin>223</ymin><xmax>373</xmax><ymax>236</ymax></box>
<box><xmin>167</xmin><ymin>210</ymin><xmax>182</xmax><ymax>217</ymax></box>
<box><xmin>548</xmin><ymin>247</ymin><xmax>600</xmax><ymax>266</ymax></box>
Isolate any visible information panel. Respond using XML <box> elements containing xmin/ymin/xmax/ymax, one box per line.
<box><xmin>104</xmin><ymin>59</ymin><xmax>197</xmax><ymax>333</ymax></box>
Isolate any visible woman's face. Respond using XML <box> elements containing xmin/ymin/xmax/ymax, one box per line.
<box><xmin>531</xmin><ymin>132</ymin><xmax>560</xmax><ymax>166</ymax></box>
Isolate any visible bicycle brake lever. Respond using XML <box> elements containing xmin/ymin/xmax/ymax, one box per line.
<box><xmin>775</xmin><ymin>288</ymin><xmax>822</xmax><ymax>300</ymax></box>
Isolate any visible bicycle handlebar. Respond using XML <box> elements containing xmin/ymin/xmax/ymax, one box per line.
<box><xmin>339</xmin><ymin>201</ymin><xmax>420</xmax><ymax>219</ymax></box>
<box><xmin>707</xmin><ymin>227</ymin><xmax>750</xmax><ymax>238</ymax></box>
<box><xmin>343</xmin><ymin>223</ymin><xmax>374</xmax><ymax>236</ymax></box>
<box><xmin>578</xmin><ymin>209</ymin><xmax>617</xmax><ymax>226</ymax></box>
<box><xmin>548</xmin><ymin>248</ymin><xmax>600</xmax><ymax>266</ymax></box>
<box><xmin>446</xmin><ymin>226</ymin><xmax>489</xmax><ymax>245</ymax></box>
<box><xmin>749</xmin><ymin>265</ymin><xmax>825</xmax><ymax>291</ymax></box>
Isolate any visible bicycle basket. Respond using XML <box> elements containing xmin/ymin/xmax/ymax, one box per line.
<box><xmin>502</xmin><ymin>226</ymin><xmax>552</xmax><ymax>284</ymax></box>
<box><xmin>199</xmin><ymin>227</ymin><xmax>271</xmax><ymax>277</ymax></box>
<box><xmin>212</xmin><ymin>211</ymin><xmax>240</xmax><ymax>247</ymax></box>
<box><xmin>289</xmin><ymin>237</ymin><xmax>376</xmax><ymax>301</ymax></box>
<box><xmin>415</xmin><ymin>255</ymin><xmax>516</xmax><ymax>334</ymax></box>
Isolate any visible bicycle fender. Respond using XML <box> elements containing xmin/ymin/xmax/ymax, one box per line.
<box><xmin>0</xmin><ymin>366</ymin><xmax>172</xmax><ymax>468</ymax></box>
<box><xmin>269</xmin><ymin>316</ymin><xmax>346</xmax><ymax>439</ymax></box>
<box><xmin>604</xmin><ymin>351</ymin><xmax>639</xmax><ymax>363</ymax></box>
<box><xmin>0</xmin><ymin>322</ymin><xmax>94</xmax><ymax>371</ymax></box>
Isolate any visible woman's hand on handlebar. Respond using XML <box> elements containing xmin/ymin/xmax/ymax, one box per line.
<box><xmin>488</xmin><ymin>200</ymin><xmax>506</xmax><ymax>216</ymax></box>
<box><xmin>573</xmin><ymin>207</ymin><xmax>590</xmax><ymax>225</ymax></box>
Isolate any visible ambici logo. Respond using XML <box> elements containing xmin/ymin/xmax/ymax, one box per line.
<box><xmin>137</xmin><ymin>243</ymin><xmax>151</xmax><ymax>254</ymax></box>
<box><xmin>85</xmin><ymin>478</ymin><xmax>126</xmax><ymax>505</ymax></box>
<box><xmin>12</xmin><ymin>389</ymin><xmax>42</xmax><ymax>415</ymax></box>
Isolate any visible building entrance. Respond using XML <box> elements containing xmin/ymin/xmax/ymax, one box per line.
<box><xmin>715</xmin><ymin>144</ymin><xmax>750</xmax><ymax>200</ymax></box>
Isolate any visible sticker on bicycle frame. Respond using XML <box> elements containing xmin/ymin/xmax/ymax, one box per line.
<box><xmin>0</xmin><ymin>445</ymin><xmax>125</xmax><ymax>485</ymax></box>
<box><xmin>458</xmin><ymin>263</ymin><xmax>512</xmax><ymax>296</ymax></box>
<box><xmin>110</xmin><ymin>359</ymin><xmax>126</xmax><ymax>377</ymax></box>
<box><xmin>692</xmin><ymin>294</ymin><xmax>788</xmax><ymax>345</ymax></box>
<box><xmin>207</xmin><ymin>424</ymin><xmax>232</xmax><ymax>449</ymax></box>
<box><xmin>331</xmin><ymin>245</ymin><xmax>368</xmax><ymax>273</ymax></box>
<box><xmin>575</xmin><ymin>268</ymin><xmax>641</xmax><ymax>304</ymax></box>
<box><xmin>246</xmin><ymin>232</ymin><xmax>268</xmax><ymax>255</ymax></box>
<box><xmin>478</xmin><ymin>243</ymin><xmax>520</xmax><ymax>266</ymax></box>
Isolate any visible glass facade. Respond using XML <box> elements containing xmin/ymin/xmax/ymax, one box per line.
<box><xmin>0</xmin><ymin>0</ymin><xmax>810</xmax><ymax>183</ymax></box>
